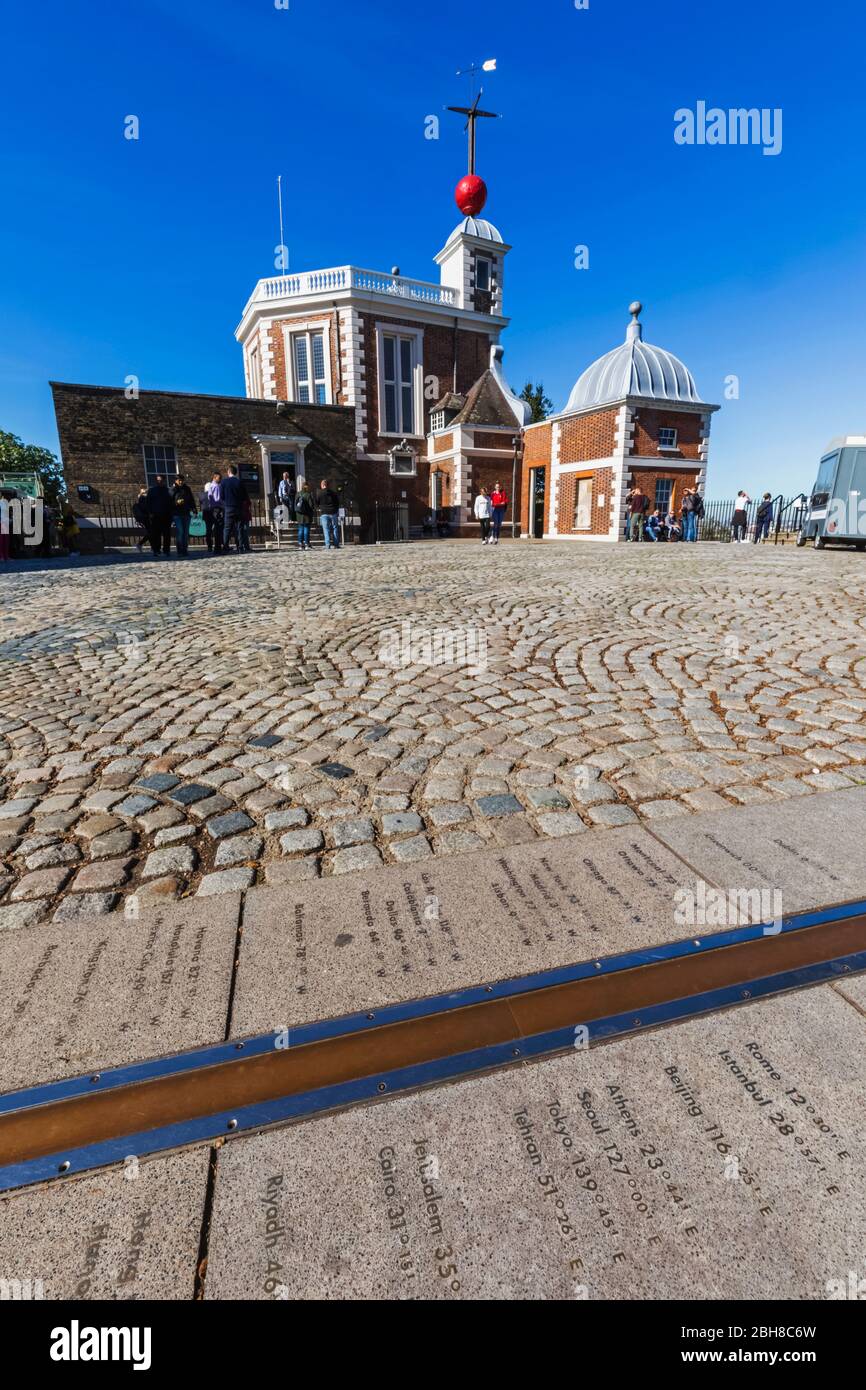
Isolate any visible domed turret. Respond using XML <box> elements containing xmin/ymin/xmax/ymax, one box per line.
<box><xmin>566</xmin><ymin>303</ymin><xmax>703</xmax><ymax>412</ymax></box>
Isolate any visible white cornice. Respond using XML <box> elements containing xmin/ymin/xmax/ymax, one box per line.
<box><xmin>524</xmin><ymin>394</ymin><xmax>720</xmax><ymax>432</ymax></box>
<box><xmin>237</xmin><ymin>291</ymin><xmax>508</xmax><ymax>343</ymax></box>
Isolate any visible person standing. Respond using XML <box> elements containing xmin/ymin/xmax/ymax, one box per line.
<box><xmin>754</xmin><ymin>493</ymin><xmax>774</xmax><ymax>543</ymax></box>
<box><xmin>316</xmin><ymin>479</ymin><xmax>341</xmax><ymax>550</ymax></box>
<box><xmin>691</xmin><ymin>487</ymin><xmax>705</xmax><ymax>540</ymax></box>
<box><xmin>489</xmin><ymin>481</ymin><xmax>509</xmax><ymax>545</ymax></box>
<box><xmin>474</xmin><ymin>487</ymin><xmax>492</xmax><ymax>544</ymax></box>
<box><xmin>202</xmin><ymin>472</ymin><xmax>223</xmax><ymax>554</ymax></box>
<box><xmin>732</xmin><ymin>490</ymin><xmax>751</xmax><ymax>543</ymax></box>
<box><xmin>132</xmin><ymin>487</ymin><xmax>149</xmax><ymax>552</ymax></box>
<box><xmin>220</xmin><ymin>466</ymin><xmax>248</xmax><ymax>554</ymax></box>
<box><xmin>277</xmin><ymin>471</ymin><xmax>296</xmax><ymax>519</ymax></box>
<box><xmin>682</xmin><ymin>487</ymin><xmax>705</xmax><ymax>542</ymax></box>
<box><xmin>0</xmin><ymin>495</ymin><xmax>10</xmax><ymax>565</ymax></box>
<box><xmin>294</xmin><ymin>481</ymin><xmax>314</xmax><ymax>550</ymax></box>
<box><xmin>172</xmin><ymin>475</ymin><xmax>198</xmax><ymax>557</ymax></box>
<box><xmin>145</xmin><ymin>475</ymin><xmax>173</xmax><ymax>556</ymax></box>
<box><xmin>628</xmin><ymin>485</ymin><xmax>647</xmax><ymax>542</ymax></box>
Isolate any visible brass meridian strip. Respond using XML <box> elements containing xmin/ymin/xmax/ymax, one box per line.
<box><xmin>1</xmin><ymin>914</ymin><xmax>864</xmax><ymax>1170</ymax></box>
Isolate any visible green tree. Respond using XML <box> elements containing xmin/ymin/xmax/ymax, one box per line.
<box><xmin>0</xmin><ymin>430</ymin><xmax>65</xmax><ymax>503</ymax></box>
<box><xmin>519</xmin><ymin>382</ymin><xmax>554</xmax><ymax>423</ymax></box>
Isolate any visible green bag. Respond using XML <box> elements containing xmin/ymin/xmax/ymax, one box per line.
<box><xmin>189</xmin><ymin>516</ymin><xmax>207</xmax><ymax>538</ymax></box>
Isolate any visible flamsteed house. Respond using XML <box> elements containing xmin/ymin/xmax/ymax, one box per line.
<box><xmin>52</xmin><ymin>207</ymin><xmax>529</xmax><ymax>533</ymax></box>
<box><xmin>51</xmin><ymin>136</ymin><xmax>716</xmax><ymax>539</ymax></box>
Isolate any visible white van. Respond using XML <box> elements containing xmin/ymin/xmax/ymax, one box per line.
<box><xmin>798</xmin><ymin>437</ymin><xmax>866</xmax><ymax>550</ymax></box>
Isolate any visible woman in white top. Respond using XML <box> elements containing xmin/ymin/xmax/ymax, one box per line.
<box><xmin>474</xmin><ymin>488</ymin><xmax>492</xmax><ymax>544</ymax></box>
<box><xmin>732</xmin><ymin>490</ymin><xmax>751</xmax><ymax>543</ymax></box>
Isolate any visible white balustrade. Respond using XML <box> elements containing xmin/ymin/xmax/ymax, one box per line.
<box><xmin>254</xmin><ymin>266</ymin><xmax>456</xmax><ymax>308</ymax></box>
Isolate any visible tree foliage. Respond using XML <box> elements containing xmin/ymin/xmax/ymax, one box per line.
<box><xmin>518</xmin><ymin>382</ymin><xmax>554</xmax><ymax>423</ymax></box>
<box><xmin>0</xmin><ymin>430</ymin><xmax>65</xmax><ymax>503</ymax></box>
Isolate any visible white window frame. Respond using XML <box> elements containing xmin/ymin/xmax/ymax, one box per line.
<box><xmin>246</xmin><ymin>343</ymin><xmax>263</xmax><ymax>398</ymax></box>
<box><xmin>389</xmin><ymin>440</ymin><xmax>417</xmax><ymax>477</ymax></box>
<box><xmin>658</xmin><ymin>427</ymin><xmax>679</xmax><ymax>451</ymax></box>
<box><xmin>475</xmin><ymin>256</ymin><xmax>493</xmax><ymax>293</ymax></box>
<box><xmin>142</xmin><ymin>443</ymin><xmax>178</xmax><ymax>486</ymax></box>
<box><xmin>573</xmin><ymin>477</ymin><xmax>593</xmax><ymax>530</ymax></box>
<box><xmin>282</xmin><ymin>319</ymin><xmax>333</xmax><ymax>405</ymax></box>
<box><xmin>376</xmin><ymin>322</ymin><xmax>424</xmax><ymax>439</ymax></box>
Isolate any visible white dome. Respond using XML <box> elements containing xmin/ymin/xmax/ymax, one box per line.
<box><xmin>566</xmin><ymin>305</ymin><xmax>702</xmax><ymax>412</ymax></box>
<box><xmin>446</xmin><ymin>216</ymin><xmax>503</xmax><ymax>246</ymax></box>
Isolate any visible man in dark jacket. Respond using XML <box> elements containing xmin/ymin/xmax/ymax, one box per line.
<box><xmin>221</xmin><ymin>466</ymin><xmax>250</xmax><ymax>554</ymax></box>
<box><xmin>145</xmin><ymin>475</ymin><xmax>174</xmax><ymax>556</ymax></box>
<box><xmin>316</xmin><ymin>479</ymin><xmax>341</xmax><ymax>549</ymax></box>
<box><xmin>754</xmin><ymin>493</ymin><xmax>774</xmax><ymax>543</ymax></box>
<box><xmin>172</xmin><ymin>475</ymin><xmax>198</xmax><ymax>556</ymax></box>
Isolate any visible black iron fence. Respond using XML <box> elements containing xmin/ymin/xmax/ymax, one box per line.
<box><xmin>699</xmin><ymin>494</ymin><xmax>808</xmax><ymax>544</ymax></box>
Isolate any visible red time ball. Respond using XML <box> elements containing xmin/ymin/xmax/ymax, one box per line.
<box><xmin>455</xmin><ymin>174</ymin><xmax>488</xmax><ymax>217</ymax></box>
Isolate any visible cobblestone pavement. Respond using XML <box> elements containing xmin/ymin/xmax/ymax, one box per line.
<box><xmin>2</xmin><ymin>541</ymin><xmax>866</xmax><ymax>926</ymax></box>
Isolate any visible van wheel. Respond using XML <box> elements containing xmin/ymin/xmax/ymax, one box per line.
<box><xmin>813</xmin><ymin>535</ymin><xmax>826</xmax><ymax>550</ymax></box>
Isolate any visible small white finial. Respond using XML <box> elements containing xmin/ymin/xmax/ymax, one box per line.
<box><xmin>627</xmin><ymin>301</ymin><xmax>643</xmax><ymax>342</ymax></box>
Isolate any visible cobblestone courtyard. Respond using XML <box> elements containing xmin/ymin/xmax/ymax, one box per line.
<box><xmin>2</xmin><ymin>541</ymin><xmax>866</xmax><ymax>928</ymax></box>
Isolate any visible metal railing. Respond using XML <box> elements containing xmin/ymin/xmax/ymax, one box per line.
<box><xmin>90</xmin><ymin>494</ymin><xmax>362</xmax><ymax>548</ymax></box>
<box><xmin>698</xmin><ymin>495</ymin><xmax>807</xmax><ymax>543</ymax></box>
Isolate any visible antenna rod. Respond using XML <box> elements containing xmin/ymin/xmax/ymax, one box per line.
<box><xmin>277</xmin><ymin>175</ymin><xmax>285</xmax><ymax>270</ymax></box>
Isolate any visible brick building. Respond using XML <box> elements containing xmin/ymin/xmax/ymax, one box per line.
<box><xmin>425</xmin><ymin>343</ymin><xmax>528</xmax><ymax>535</ymax></box>
<box><xmin>235</xmin><ymin>213</ymin><xmax>527</xmax><ymax>527</ymax></box>
<box><xmin>520</xmin><ymin>303</ymin><xmax>719</xmax><ymax>542</ymax></box>
<box><xmin>50</xmin><ymin>385</ymin><xmax>358</xmax><ymax>514</ymax></box>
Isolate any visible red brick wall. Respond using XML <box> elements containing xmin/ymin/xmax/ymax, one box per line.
<box><xmin>472</xmin><ymin>430</ymin><xmax>515</xmax><ymax>452</ymax></box>
<box><xmin>628</xmin><ymin>465</ymin><xmax>700</xmax><ymax>514</ymax></box>
<box><xmin>520</xmin><ymin>422</ymin><xmax>553</xmax><ymax>533</ymax></box>
<box><xmin>557</xmin><ymin>467</ymin><xmax>613</xmax><ymax>536</ymax></box>
<box><xmin>363</xmin><ymin>316</ymin><xmax>492</xmax><ymax>454</ymax></box>
<box><xmin>468</xmin><ymin>457</ymin><xmax>518</xmax><ymax>516</ymax></box>
<box><xmin>433</xmin><ymin>433</ymin><xmax>454</xmax><ymax>454</ymax></box>
<box><xmin>559</xmin><ymin>408</ymin><xmax>618</xmax><ymax>462</ymax></box>
<box><xmin>265</xmin><ymin>312</ymin><xmax>343</xmax><ymax>404</ymax></box>
<box><xmin>631</xmin><ymin>409</ymin><xmax>702</xmax><ymax>460</ymax></box>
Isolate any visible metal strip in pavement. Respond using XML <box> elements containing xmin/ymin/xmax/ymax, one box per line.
<box><xmin>3</xmin><ymin>895</ymin><xmax>863</xmax><ymax>1118</ymax></box>
<box><xmin>1</xmin><ymin>948</ymin><xmax>864</xmax><ymax>1196</ymax></box>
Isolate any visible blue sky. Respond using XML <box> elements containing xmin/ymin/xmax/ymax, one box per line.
<box><xmin>2</xmin><ymin>0</ymin><xmax>864</xmax><ymax>496</ymax></box>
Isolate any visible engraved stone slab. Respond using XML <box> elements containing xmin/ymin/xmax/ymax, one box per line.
<box><xmin>652</xmin><ymin>788</ymin><xmax>866</xmax><ymax>914</ymax></box>
<box><xmin>234</xmin><ymin>828</ymin><xmax>701</xmax><ymax>1035</ymax></box>
<box><xmin>0</xmin><ymin>895</ymin><xmax>241</xmax><ymax>1092</ymax></box>
<box><xmin>0</xmin><ymin>1149</ymin><xmax>208</xmax><ymax>1300</ymax></box>
<box><xmin>206</xmin><ymin>985</ymin><xmax>866</xmax><ymax>1300</ymax></box>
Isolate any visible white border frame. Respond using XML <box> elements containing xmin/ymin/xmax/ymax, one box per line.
<box><xmin>375</xmin><ymin>321</ymin><xmax>424</xmax><ymax>440</ymax></box>
<box><xmin>281</xmin><ymin>318</ymin><xmax>333</xmax><ymax>405</ymax></box>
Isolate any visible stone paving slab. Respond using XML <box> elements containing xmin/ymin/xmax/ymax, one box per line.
<box><xmin>0</xmin><ymin>895</ymin><xmax>240</xmax><ymax>1091</ymax></box>
<box><xmin>651</xmin><ymin>787</ymin><xmax>866</xmax><ymax>914</ymax></box>
<box><xmin>835</xmin><ymin>977</ymin><xmax>866</xmax><ymax>1012</ymax></box>
<box><xmin>0</xmin><ymin>1149</ymin><xmax>208</xmax><ymax>1300</ymax></box>
<box><xmin>233</xmin><ymin>826</ymin><xmax>709</xmax><ymax>1035</ymax></box>
<box><xmin>205</xmin><ymin>984</ymin><xmax>866</xmax><ymax>1300</ymax></box>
